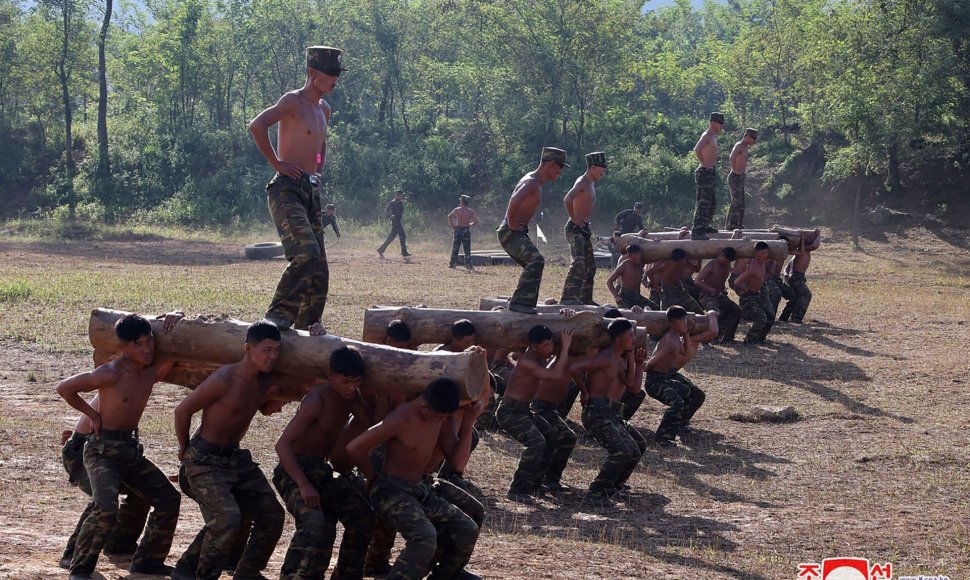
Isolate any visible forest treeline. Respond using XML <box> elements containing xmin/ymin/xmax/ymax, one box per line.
<box><xmin>1</xmin><ymin>0</ymin><xmax>968</xmax><ymax>229</ymax></box>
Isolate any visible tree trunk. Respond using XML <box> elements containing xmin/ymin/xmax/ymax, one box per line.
<box><xmin>852</xmin><ymin>169</ymin><xmax>862</xmax><ymax>248</ymax></box>
<box><xmin>474</xmin><ymin>300</ymin><xmax>713</xmax><ymax>334</ymax></box>
<box><xmin>363</xmin><ymin>307</ymin><xmax>665</xmax><ymax>354</ymax></box>
<box><xmin>886</xmin><ymin>141</ymin><xmax>902</xmax><ymax>195</ymax></box>
<box><xmin>617</xmin><ymin>236</ymin><xmax>790</xmax><ymax>262</ymax></box>
<box><xmin>57</xmin><ymin>0</ymin><xmax>75</xmax><ymax>219</ymax></box>
<box><xmin>89</xmin><ymin>309</ymin><xmax>488</xmax><ymax>400</ymax></box>
<box><xmin>95</xmin><ymin>0</ymin><xmax>112</xmax><ymax>180</ymax></box>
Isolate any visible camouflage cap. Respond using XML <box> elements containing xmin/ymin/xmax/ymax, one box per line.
<box><xmin>585</xmin><ymin>151</ymin><xmax>607</xmax><ymax>168</ymax></box>
<box><xmin>540</xmin><ymin>147</ymin><xmax>569</xmax><ymax>166</ymax></box>
<box><xmin>745</xmin><ymin>128</ymin><xmax>759</xmax><ymax>141</ymax></box>
<box><xmin>633</xmin><ymin>201</ymin><xmax>643</xmax><ymax>209</ymax></box>
<box><xmin>459</xmin><ymin>194</ymin><xmax>471</xmax><ymax>203</ymax></box>
<box><xmin>710</xmin><ymin>111</ymin><xmax>726</xmax><ymax>124</ymax></box>
<box><xmin>306</xmin><ymin>46</ymin><xmax>348</xmax><ymax>74</ymax></box>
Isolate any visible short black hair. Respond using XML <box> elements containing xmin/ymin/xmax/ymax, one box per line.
<box><xmin>330</xmin><ymin>345</ymin><xmax>365</xmax><ymax>377</ymax></box>
<box><xmin>115</xmin><ymin>314</ymin><xmax>153</xmax><ymax>343</ymax></box>
<box><xmin>721</xmin><ymin>247</ymin><xmax>737</xmax><ymax>261</ymax></box>
<box><xmin>423</xmin><ymin>378</ymin><xmax>460</xmax><ymax>414</ymax></box>
<box><xmin>754</xmin><ymin>241</ymin><xmax>769</xmax><ymax>251</ymax></box>
<box><xmin>386</xmin><ymin>319</ymin><xmax>412</xmax><ymax>343</ymax></box>
<box><xmin>671</xmin><ymin>248</ymin><xmax>687</xmax><ymax>261</ymax></box>
<box><xmin>451</xmin><ymin>319</ymin><xmax>476</xmax><ymax>338</ymax></box>
<box><xmin>627</xmin><ymin>244</ymin><xmax>641</xmax><ymax>254</ymax></box>
<box><xmin>527</xmin><ymin>325</ymin><xmax>553</xmax><ymax>344</ymax></box>
<box><xmin>666</xmin><ymin>305</ymin><xmax>688</xmax><ymax>321</ymax></box>
<box><xmin>602</xmin><ymin>308</ymin><xmax>623</xmax><ymax>319</ymax></box>
<box><xmin>247</xmin><ymin>320</ymin><xmax>282</xmax><ymax>344</ymax></box>
<box><xmin>607</xmin><ymin>318</ymin><xmax>634</xmax><ymax>340</ymax></box>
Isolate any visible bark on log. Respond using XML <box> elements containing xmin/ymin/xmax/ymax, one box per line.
<box><xmin>617</xmin><ymin>236</ymin><xmax>789</xmax><ymax>262</ymax></box>
<box><xmin>474</xmin><ymin>299</ymin><xmax>712</xmax><ymax>335</ymax></box>
<box><xmin>90</xmin><ymin>308</ymin><xmax>487</xmax><ymax>400</ymax></box>
<box><xmin>363</xmin><ymin>306</ymin><xmax>653</xmax><ymax>353</ymax></box>
<box><xmin>640</xmin><ymin>231</ymin><xmax>781</xmax><ymax>242</ymax></box>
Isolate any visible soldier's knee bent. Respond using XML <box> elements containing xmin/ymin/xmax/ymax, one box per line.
<box><xmin>402</xmin><ymin>521</ymin><xmax>438</xmax><ymax>562</ymax></box>
<box><xmin>693</xmin><ymin>389</ymin><xmax>706</xmax><ymax>407</ymax></box>
<box><xmin>294</xmin><ymin>507</ymin><xmax>329</xmax><ymax>539</ymax></box>
<box><xmin>259</xmin><ymin>500</ymin><xmax>285</xmax><ymax>531</ymax></box>
<box><xmin>451</xmin><ymin>516</ymin><xmax>480</xmax><ymax>545</ymax></box>
<box><xmin>209</xmin><ymin>507</ymin><xmax>244</xmax><ymax>537</ymax></box>
<box><xmin>155</xmin><ymin>487</ymin><xmax>181</xmax><ymax>514</ymax></box>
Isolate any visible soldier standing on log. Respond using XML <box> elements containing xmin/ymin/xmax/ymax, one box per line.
<box><xmin>250</xmin><ymin>46</ymin><xmax>347</xmax><ymax>335</ymax></box>
<box><xmin>560</xmin><ymin>152</ymin><xmax>607</xmax><ymax>305</ymax></box>
<box><xmin>497</xmin><ymin>147</ymin><xmax>567</xmax><ymax>314</ymax></box>
<box><xmin>725</xmin><ymin>128</ymin><xmax>758</xmax><ymax>230</ymax></box>
<box><xmin>691</xmin><ymin>112</ymin><xmax>725</xmax><ymax>240</ymax></box>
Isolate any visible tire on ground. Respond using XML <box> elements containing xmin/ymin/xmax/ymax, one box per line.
<box><xmin>244</xmin><ymin>241</ymin><xmax>284</xmax><ymax>260</ymax></box>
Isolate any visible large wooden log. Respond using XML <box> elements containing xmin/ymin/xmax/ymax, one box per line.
<box><xmin>89</xmin><ymin>308</ymin><xmax>487</xmax><ymax>400</ymax></box>
<box><xmin>474</xmin><ymin>299</ymin><xmax>712</xmax><ymax>335</ymax></box>
<box><xmin>363</xmin><ymin>306</ymin><xmax>651</xmax><ymax>353</ymax></box>
<box><xmin>617</xmin><ymin>236</ymin><xmax>789</xmax><ymax>262</ymax></box>
<box><xmin>641</xmin><ymin>231</ymin><xmax>781</xmax><ymax>242</ymax></box>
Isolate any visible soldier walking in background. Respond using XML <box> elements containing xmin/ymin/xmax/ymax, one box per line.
<box><xmin>378</xmin><ymin>189</ymin><xmax>412</xmax><ymax>258</ymax></box>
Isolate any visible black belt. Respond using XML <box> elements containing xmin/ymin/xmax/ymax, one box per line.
<box><xmin>192</xmin><ymin>436</ymin><xmax>240</xmax><ymax>457</ymax></box>
<box><xmin>587</xmin><ymin>397</ymin><xmax>611</xmax><ymax>407</ymax></box>
<box><xmin>99</xmin><ymin>428</ymin><xmax>138</xmax><ymax>440</ymax></box>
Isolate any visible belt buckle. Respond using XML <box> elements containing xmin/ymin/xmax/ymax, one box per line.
<box><xmin>307</xmin><ymin>174</ymin><xmax>321</xmax><ymax>188</ymax></box>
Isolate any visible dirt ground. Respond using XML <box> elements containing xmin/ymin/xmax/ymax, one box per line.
<box><xmin>0</xmin><ymin>222</ymin><xmax>968</xmax><ymax>579</ymax></box>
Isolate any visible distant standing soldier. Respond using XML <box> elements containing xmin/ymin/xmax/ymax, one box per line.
<box><xmin>378</xmin><ymin>189</ymin><xmax>412</xmax><ymax>258</ymax></box>
<box><xmin>614</xmin><ymin>202</ymin><xmax>644</xmax><ymax>236</ymax></box>
<box><xmin>691</xmin><ymin>112</ymin><xmax>725</xmax><ymax>240</ymax></box>
<box><xmin>725</xmin><ymin>128</ymin><xmax>758</xmax><ymax>230</ymax></box>
<box><xmin>322</xmin><ymin>203</ymin><xmax>341</xmax><ymax>238</ymax></box>
<box><xmin>448</xmin><ymin>195</ymin><xmax>478</xmax><ymax>269</ymax></box>
<box><xmin>497</xmin><ymin>147</ymin><xmax>567</xmax><ymax>314</ymax></box>
<box><xmin>561</xmin><ymin>152</ymin><xmax>607</xmax><ymax>305</ymax></box>
<box><xmin>249</xmin><ymin>46</ymin><xmax>347</xmax><ymax>335</ymax></box>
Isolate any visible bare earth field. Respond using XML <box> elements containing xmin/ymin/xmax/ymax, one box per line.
<box><xmin>0</xmin><ymin>224</ymin><xmax>968</xmax><ymax>579</ymax></box>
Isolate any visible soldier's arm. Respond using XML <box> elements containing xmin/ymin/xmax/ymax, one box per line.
<box><xmin>173</xmin><ymin>370</ymin><xmax>229</xmax><ymax>461</ymax></box>
<box><xmin>690</xmin><ymin>311</ymin><xmax>719</xmax><ymax>344</ymax></box>
<box><xmin>448</xmin><ymin>208</ymin><xmax>458</xmax><ymax>228</ymax></box>
<box><xmin>316</xmin><ymin>99</ymin><xmax>331</xmax><ymax>174</ymax></box>
<box><xmin>249</xmin><ymin>92</ymin><xmax>303</xmax><ymax>179</ymax></box>
<box><xmin>275</xmin><ymin>391</ymin><xmax>325</xmax><ymax>507</ymax></box>
<box><xmin>468</xmin><ymin>209</ymin><xmax>478</xmax><ymax>227</ymax></box>
<box><xmin>56</xmin><ymin>365</ymin><xmax>119</xmax><ymax>435</ymax></box>
<box><xmin>346</xmin><ymin>412</ymin><xmax>404</xmax><ymax>485</ymax></box>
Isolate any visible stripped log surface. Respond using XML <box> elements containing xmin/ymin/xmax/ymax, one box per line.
<box><xmin>617</xmin><ymin>236</ymin><xmax>789</xmax><ymax>261</ymax></box>
<box><xmin>89</xmin><ymin>308</ymin><xmax>487</xmax><ymax>400</ymax></box>
<box><xmin>475</xmin><ymin>299</ymin><xmax>712</xmax><ymax>335</ymax></box>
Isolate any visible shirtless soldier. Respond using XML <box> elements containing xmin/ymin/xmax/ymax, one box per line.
<box><xmin>694</xmin><ymin>247</ymin><xmax>742</xmax><ymax>342</ymax></box>
<box><xmin>250</xmin><ymin>46</ymin><xmax>347</xmax><ymax>335</ymax></box>
<box><xmin>561</xmin><ymin>152</ymin><xmax>607</xmax><ymax>305</ymax></box>
<box><xmin>606</xmin><ymin>244</ymin><xmax>657</xmax><ymax>310</ymax></box>
<box><xmin>725</xmin><ymin>128</ymin><xmax>758</xmax><ymax>230</ymax></box>
<box><xmin>56</xmin><ymin>313</ymin><xmax>184</xmax><ymax>579</ymax></box>
<box><xmin>496</xmin><ymin>326</ymin><xmax>573</xmax><ymax>503</ymax></box>
<box><xmin>172</xmin><ymin>321</ymin><xmax>288</xmax><ymax>580</ymax></box>
<box><xmin>448</xmin><ymin>195</ymin><xmax>478</xmax><ymax>269</ymax></box>
<box><xmin>691</xmin><ymin>112</ymin><xmax>725</xmax><ymax>240</ymax></box>
<box><xmin>646</xmin><ymin>248</ymin><xmax>704</xmax><ymax>313</ymax></box>
<box><xmin>779</xmin><ymin>229</ymin><xmax>821</xmax><ymax>323</ymax></box>
<box><xmin>497</xmin><ymin>147</ymin><xmax>567</xmax><ymax>314</ymax></box>
<box><xmin>347</xmin><ymin>379</ymin><xmax>482</xmax><ymax>580</ymax></box>
<box><xmin>733</xmin><ymin>241</ymin><xmax>775</xmax><ymax>344</ymax></box>
<box><xmin>273</xmin><ymin>346</ymin><xmax>375</xmax><ymax>580</ymax></box>
<box><xmin>645</xmin><ymin>307</ymin><xmax>719</xmax><ymax>446</ymax></box>
<box><xmin>570</xmin><ymin>318</ymin><xmax>646</xmax><ymax>508</ymax></box>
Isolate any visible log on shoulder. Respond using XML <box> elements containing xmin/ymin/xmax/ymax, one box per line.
<box><xmin>89</xmin><ymin>308</ymin><xmax>487</xmax><ymax>400</ymax></box>
<box><xmin>640</xmin><ymin>230</ymin><xmax>781</xmax><ymax>242</ymax></box>
<box><xmin>362</xmin><ymin>306</ymin><xmax>686</xmax><ymax>352</ymax></box>
<box><xmin>617</xmin><ymin>235</ymin><xmax>789</xmax><ymax>262</ymax></box>
<box><xmin>475</xmin><ymin>299</ymin><xmax>712</xmax><ymax>335</ymax></box>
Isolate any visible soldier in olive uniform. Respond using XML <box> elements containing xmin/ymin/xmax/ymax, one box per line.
<box><xmin>561</xmin><ymin>152</ymin><xmax>607</xmax><ymax>305</ymax></box>
<box><xmin>691</xmin><ymin>112</ymin><xmax>725</xmax><ymax>240</ymax></box>
<box><xmin>379</xmin><ymin>189</ymin><xmax>412</xmax><ymax>258</ymax></box>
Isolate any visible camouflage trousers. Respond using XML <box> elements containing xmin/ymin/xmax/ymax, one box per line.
<box><xmin>273</xmin><ymin>456</ymin><xmax>376</xmax><ymax>580</ymax></box>
<box><xmin>70</xmin><ymin>434</ymin><xmax>180</xmax><ymax>576</ymax></box>
<box><xmin>531</xmin><ymin>400</ymin><xmax>578</xmax><ymax>486</ymax></box>
<box><xmin>449</xmin><ymin>226</ymin><xmax>472</xmax><ymax>267</ymax></box>
<box><xmin>495</xmin><ymin>398</ymin><xmax>554</xmax><ymax>493</ymax></box>
<box><xmin>179</xmin><ymin>438</ymin><xmax>284</xmax><ymax>580</ymax></box>
<box><xmin>779</xmin><ymin>272</ymin><xmax>812</xmax><ymax>322</ymax></box>
<box><xmin>660</xmin><ymin>282</ymin><xmax>704</xmax><ymax>314</ymax></box>
<box><xmin>561</xmin><ymin>221</ymin><xmax>596</xmax><ymax>304</ymax></box>
<box><xmin>266</xmin><ymin>173</ymin><xmax>329</xmax><ymax>330</ymax></box>
<box><xmin>368</xmin><ymin>474</ymin><xmax>479</xmax><ymax>580</ymax></box>
<box><xmin>691</xmin><ymin>167</ymin><xmax>717</xmax><ymax>236</ymax></box>
<box><xmin>173</xmin><ymin>463</ymin><xmax>252</xmax><ymax>578</ymax></box>
<box><xmin>645</xmin><ymin>370</ymin><xmax>706</xmax><ymax>440</ymax></box>
<box><xmin>699</xmin><ymin>291</ymin><xmax>742</xmax><ymax>342</ymax></box>
<box><xmin>497</xmin><ymin>225</ymin><xmax>545</xmax><ymax>309</ymax></box>
<box><xmin>613</xmin><ymin>402</ymin><xmax>647</xmax><ymax>479</ymax></box>
<box><xmin>618</xmin><ymin>287</ymin><xmax>659</xmax><ymax>310</ymax></box>
<box><xmin>437</xmin><ymin>427</ymin><xmax>480</xmax><ymax>481</ymax></box>
<box><xmin>725</xmin><ymin>172</ymin><xmax>746</xmax><ymax>230</ymax></box>
<box><xmin>739</xmin><ymin>291</ymin><xmax>774</xmax><ymax>343</ymax></box>
<box><xmin>61</xmin><ymin>431</ymin><xmax>149</xmax><ymax>562</ymax></box>
<box><xmin>620</xmin><ymin>389</ymin><xmax>647</xmax><ymax>421</ymax></box>
<box><xmin>765</xmin><ymin>276</ymin><xmax>786</xmax><ymax>318</ymax></box>
<box><xmin>581</xmin><ymin>401</ymin><xmax>642</xmax><ymax>494</ymax></box>
<box><xmin>476</xmin><ymin>367</ymin><xmax>509</xmax><ymax>431</ymax></box>
<box><xmin>557</xmin><ymin>380</ymin><xmax>581</xmax><ymax>420</ymax></box>
<box><xmin>379</xmin><ymin>220</ymin><xmax>409</xmax><ymax>255</ymax></box>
